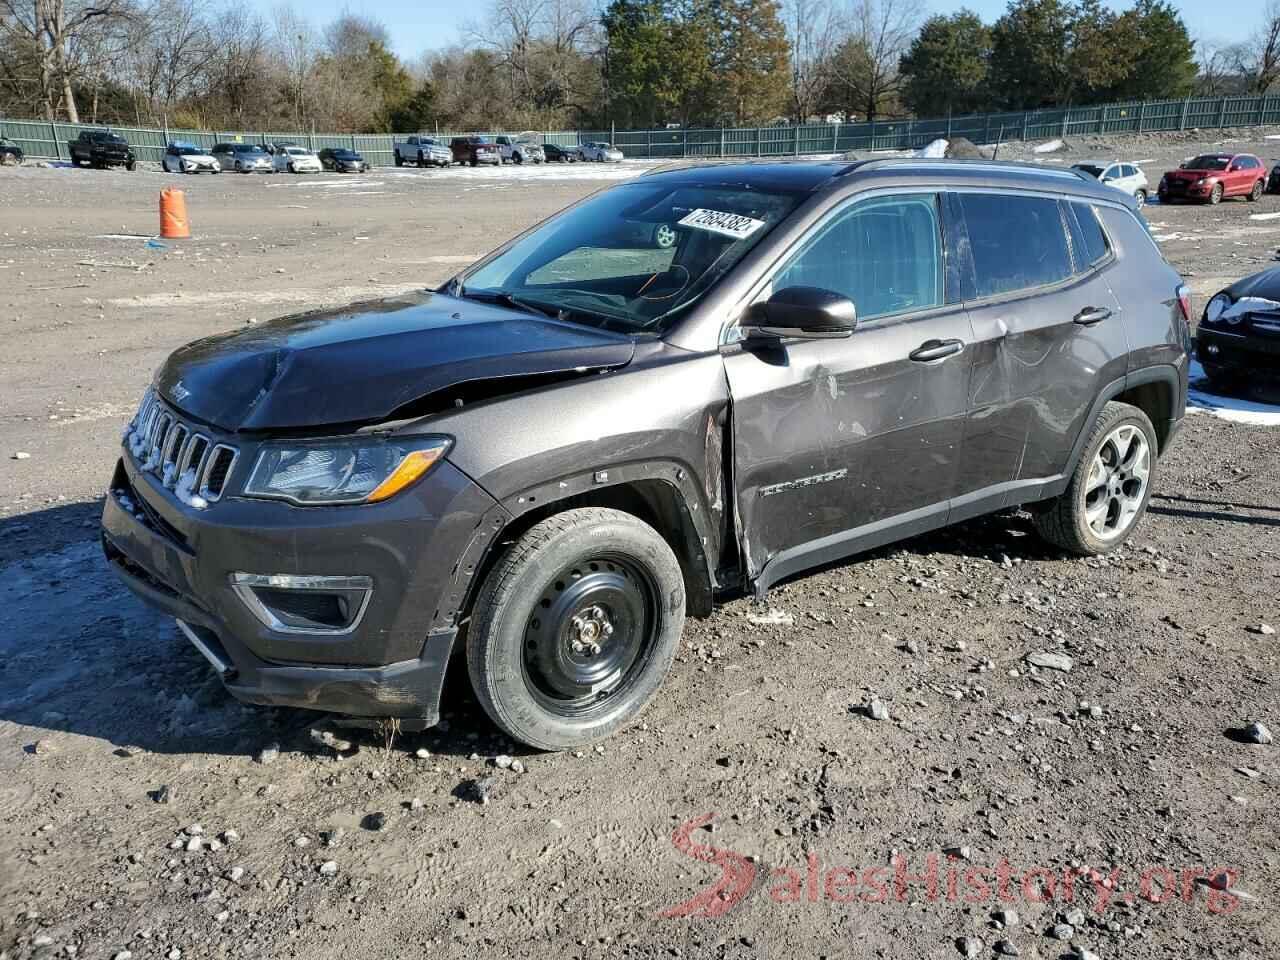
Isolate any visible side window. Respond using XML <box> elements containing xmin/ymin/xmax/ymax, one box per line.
<box><xmin>959</xmin><ymin>193</ymin><xmax>1074</xmax><ymax>297</ymax></box>
<box><xmin>1103</xmin><ymin>166</ymin><xmax>1119</xmax><ymax>181</ymax></box>
<box><xmin>1068</xmin><ymin>202</ymin><xmax>1110</xmax><ymax>268</ymax></box>
<box><xmin>1121</xmin><ymin>165</ymin><xmax>1137</xmax><ymax>178</ymax></box>
<box><xmin>771</xmin><ymin>194</ymin><xmax>943</xmax><ymax>322</ymax></box>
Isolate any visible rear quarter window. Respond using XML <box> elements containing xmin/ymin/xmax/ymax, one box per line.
<box><xmin>1066</xmin><ymin>202</ymin><xmax>1110</xmax><ymax>269</ymax></box>
<box><xmin>959</xmin><ymin>193</ymin><xmax>1074</xmax><ymax>298</ymax></box>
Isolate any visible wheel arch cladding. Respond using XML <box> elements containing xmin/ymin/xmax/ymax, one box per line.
<box><xmin>483</xmin><ymin>472</ymin><xmax>717</xmax><ymax>620</ymax></box>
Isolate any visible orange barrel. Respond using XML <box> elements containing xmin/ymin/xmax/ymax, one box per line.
<box><xmin>159</xmin><ymin>187</ymin><xmax>190</xmax><ymax>239</ymax></box>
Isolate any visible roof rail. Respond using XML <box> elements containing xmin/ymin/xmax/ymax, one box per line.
<box><xmin>834</xmin><ymin>156</ymin><xmax>1085</xmax><ymax>181</ymax></box>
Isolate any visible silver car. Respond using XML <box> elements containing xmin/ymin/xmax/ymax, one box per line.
<box><xmin>578</xmin><ymin>141</ymin><xmax>624</xmax><ymax>162</ymax></box>
<box><xmin>212</xmin><ymin>143</ymin><xmax>274</xmax><ymax>174</ymax></box>
<box><xmin>272</xmin><ymin>145</ymin><xmax>322</xmax><ymax>174</ymax></box>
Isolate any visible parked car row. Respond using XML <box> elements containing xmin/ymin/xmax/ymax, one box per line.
<box><xmin>390</xmin><ymin>133</ymin><xmax>624</xmax><ymax>168</ymax></box>
<box><xmin>21</xmin><ymin>129</ymin><xmax>628</xmax><ymax>173</ymax></box>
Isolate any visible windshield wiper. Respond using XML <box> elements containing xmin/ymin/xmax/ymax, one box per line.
<box><xmin>458</xmin><ymin>288</ymin><xmax>563</xmax><ymax>320</ymax></box>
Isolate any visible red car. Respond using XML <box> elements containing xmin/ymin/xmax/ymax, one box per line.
<box><xmin>1157</xmin><ymin>153</ymin><xmax>1267</xmax><ymax>205</ymax></box>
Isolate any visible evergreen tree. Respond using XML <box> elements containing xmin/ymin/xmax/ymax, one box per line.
<box><xmin>899</xmin><ymin>10</ymin><xmax>992</xmax><ymax>116</ymax></box>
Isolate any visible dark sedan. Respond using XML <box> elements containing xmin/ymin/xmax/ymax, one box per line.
<box><xmin>0</xmin><ymin>136</ymin><xmax>23</xmax><ymax>165</ymax></box>
<box><xmin>318</xmin><ymin>148</ymin><xmax>368</xmax><ymax>173</ymax></box>
<box><xmin>1198</xmin><ymin>266</ymin><xmax>1280</xmax><ymax>388</ymax></box>
<box><xmin>543</xmin><ymin>143</ymin><xmax>577</xmax><ymax>163</ymax></box>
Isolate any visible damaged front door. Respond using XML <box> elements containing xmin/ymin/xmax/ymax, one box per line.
<box><xmin>722</xmin><ymin>192</ymin><xmax>973</xmax><ymax>590</ymax></box>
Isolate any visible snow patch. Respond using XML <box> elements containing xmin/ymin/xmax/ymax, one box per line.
<box><xmin>913</xmin><ymin>138</ymin><xmax>948</xmax><ymax>159</ymax></box>
<box><xmin>1187</xmin><ymin>360</ymin><xmax>1280</xmax><ymax>426</ymax></box>
<box><xmin>1033</xmin><ymin>139</ymin><xmax>1066</xmax><ymax>154</ymax></box>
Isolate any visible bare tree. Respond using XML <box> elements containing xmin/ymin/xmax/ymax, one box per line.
<box><xmin>273</xmin><ymin>4</ymin><xmax>316</xmax><ymax>128</ymax></box>
<box><xmin>829</xmin><ymin>0</ymin><xmax>922</xmax><ymax>121</ymax></box>
<box><xmin>1232</xmin><ymin>0</ymin><xmax>1280</xmax><ymax>93</ymax></box>
<box><xmin>789</xmin><ymin>0</ymin><xmax>838</xmax><ymax>122</ymax></box>
<box><xmin>0</xmin><ymin>0</ymin><xmax>132</xmax><ymax>120</ymax></box>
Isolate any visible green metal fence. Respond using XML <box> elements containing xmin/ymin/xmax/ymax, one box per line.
<box><xmin>3</xmin><ymin>95</ymin><xmax>1279</xmax><ymax>165</ymax></box>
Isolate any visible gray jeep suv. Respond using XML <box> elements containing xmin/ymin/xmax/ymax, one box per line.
<box><xmin>102</xmin><ymin>159</ymin><xmax>1190</xmax><ymax>750</ymax></box>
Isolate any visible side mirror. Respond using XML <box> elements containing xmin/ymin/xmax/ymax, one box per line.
<box><xmin>741</xmin><ymin>286</ymin><xmax>857</xmax><ymax>340</ymax></box>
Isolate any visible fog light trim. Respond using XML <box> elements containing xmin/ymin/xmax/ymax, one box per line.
<box><xmin>230</xmin><ymin>573</ymin><xmax>373</xmax><ymax>636</ymax></box>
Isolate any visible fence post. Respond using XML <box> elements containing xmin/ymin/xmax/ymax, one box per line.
<box><xmin>1060</xmin><ymin>109</ymin><xmax>1068</xmax><ymax>139</ymax></box>
<box><xmin>646</xmin><ymin>127</ymin><xmax>652</xmax><ymax>160</ymax></box>
<box><xmin>1179</xmin><ymin>97</ymin><xmax>1189</xmax><ymax>131</ymax></box>
<box><xmin>1218</xmin><ymin>96</ymin><xmax>1227</xmax><ymax>128</ymax></box>
<box><xmin>682</xmin><ymin>128</ymin><xmax>688</xmax><ymax>158</ymax></box>
<box><xmin>351</xmin><ymin>133</ymin><xmax>357</xmax><ymax>150</ymax></box>
<box><xmin>982</xmin><ymin>114</ymin><xmax>989</xmax><ymax>144</ymax></box>
<box><xmin>907</xmin><ymin>117</ymin><xmax>914</xmax><ymax>147</ymax></box>
<box><xmin>1021</xmin><ymin>111</ymin><xmax>1028</xmax><ymax>141</ymax></box>
<box><xmin>832</xmin><ymin>122</ymin><xmax>838</xmax><ymax>153</ymax></box>
<box><xmin>754</xmin><ymin>127</ymin><xmax>760</xmax><ymax>157</ymax></box>
<box><xmin>720</xmin><ymin>125</ymin><xmax>725</xmax><ymax>158</ymax></box>
<box><xmin>1259</xmin><ymin>96</ymin><xmax>1267</xmax><ymax>127</ymax></box>
<box><xmin>794</xmin><ymin>124</ymin><xmax>800</xmax><ymax>156</ymax></box>
<box><xmin>50</xmin><ymin>121</ymin><xmax>60</xmax><ymax>160</ymax></box>
<box><xmin>946</xmin><ymin>108</ymin><xmax>952</xmax><ymax>139</ymax></box>
<box><xmin>1137</xmin><ymin>100</ymin><xmax>1146</xmax><ymax>133</ymax></box>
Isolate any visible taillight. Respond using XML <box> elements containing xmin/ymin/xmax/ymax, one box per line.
<box><xmin>1176</xmin><ymin>283</ymin><xmax>1192</xmax><ymax>330</ymax></box>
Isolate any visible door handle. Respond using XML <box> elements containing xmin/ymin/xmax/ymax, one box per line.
<box><xmin>909</xmin><ymin>338</ymin><xmax>964</xmax><ymax>362</ymax></box>
<box><xmin>1073</xmin><ymin>306</ymin><xmax>1112</xmax><ymax>325</ymax></box>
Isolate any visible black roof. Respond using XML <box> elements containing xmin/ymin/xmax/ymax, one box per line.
<box><xmin>641</xmin><ymin>157</ymin><xmax>1122</xmax><ymax>204</ymax></box>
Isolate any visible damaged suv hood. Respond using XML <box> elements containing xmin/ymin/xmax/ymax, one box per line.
<box><xmin>155</xmin><ymin>292</ymin><xmax>635</xmax><ymax>431</ymax></box>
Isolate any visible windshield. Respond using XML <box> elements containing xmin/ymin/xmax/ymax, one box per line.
<box><xmin>233</xmin><ymin>145</ymin><xmax>265</xmax><ymax>154</ymax></box>
<box><xmin>286</xmin><ymin>147</ymin><xmax>310</xmax><ymax>156</ymax></box>
<box><xmin>333</xmin><ymin>149</ymin><xmax>359</xmax><ymax>158</ymax></box>
<box><xmin>460</xmin><ymin>181</ymin><xmax>801</xmax><ymax>335</ymax></box>
<box><xmin>1185</xmin><ymin>155</ymin><xmax>1229</xmax><ymax>170</ymax></box>
<box><xmin>173</xmin><ymin>145</ymin><xmax>202</xmax><ymax>155</ymax></box>
<box><xmin>1073</xmin><ymin>164</ymin><xmax>1105</xmax><ymax>178</ymax></box>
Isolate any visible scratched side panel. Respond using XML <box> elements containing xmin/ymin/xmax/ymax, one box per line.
<box><xmin>724</xmin><ymin>306</ymin><xmax>972</xmax><ymax>580</ymax></box>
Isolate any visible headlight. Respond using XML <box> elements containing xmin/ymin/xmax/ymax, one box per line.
<box><xmin>1205</xmin><ymin>293</ymin><xmax>1229</xmax><ymax>323</ymax></box>
<box><xmin>244</xmin><ymin>437</ymin><xmax>450</xmax><ymax>505</ymax></box>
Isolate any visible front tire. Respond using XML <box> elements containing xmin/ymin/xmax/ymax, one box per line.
<box><xmin>1032</xmin><ymin>401</ymin><xmax>1157</xmax><ymax>556</ymax></box>
<box><xmin>1208</xmin><ymin>182</ymin><xmax>1223</xmax><ymax>205</ymax></box>
<box><xmin>467</xmin><ymin>508</ymin><xmax>685</xmax><ymax>751</ymax></box>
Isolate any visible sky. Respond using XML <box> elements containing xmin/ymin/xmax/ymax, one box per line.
<box><xmin>298</xmin><ymin>0</ymin><xmax>1252</xmax><ymax>62</ymax></box>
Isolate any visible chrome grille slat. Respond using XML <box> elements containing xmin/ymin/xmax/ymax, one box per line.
<box><xmin>123</xmin><ymin>394</ymin><xmax>239</xmax><ymax>507</ymax></box>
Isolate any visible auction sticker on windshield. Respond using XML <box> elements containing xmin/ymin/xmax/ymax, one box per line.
<box><xmin>677</xmin><ymin>208</ymin><xmax>766</xmax><ymax>240</ymax></box>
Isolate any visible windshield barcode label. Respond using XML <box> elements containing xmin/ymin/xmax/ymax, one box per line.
<box><xmin>677</xmin><ymin>208</ymin><xmax>765</xmax><ymax>240</ymax></box>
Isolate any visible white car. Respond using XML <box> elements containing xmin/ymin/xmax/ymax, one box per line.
<box><xmin>1072</xmin><ymin>161</ymin><xmax>1149</xmax><ymax>206</ymax></box>
<box><xmin>272</xmin><ymin>144</ymin><xmax>322</xmax><ymax>174</ymax></box>
<box><xmin>162</xmin><ymin>142</ymin><xmax>220</xmax><ymax>174</ymax></box>
<box><xmin>495</xmin><ymin>135</ymin><xmax>545</xmax><ymax>164</ymax></box>
<box><xmin>577</xmin><ymin>141</ymin><xmax>624</xmax><ymax>163</ymax></box>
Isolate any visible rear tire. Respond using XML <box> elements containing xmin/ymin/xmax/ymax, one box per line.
<box><xmin>1134</xmin><ymin>189</ymin><xmax>1146</xmax><ymax>207</ymax></box>
<box><xmin>1249</xmin><ymin>179</ymin><xmax>1264</xmax><ymax>202</ymax></box>
<box><xmin>1032</xmin><ymin>401</ymin><xmax>1157</xmax><ymax>556</ymax></box>
<box><xmin>467</xmin><ymin>508</ymin><xmax>685</xmax><ymax>751</ymax></box>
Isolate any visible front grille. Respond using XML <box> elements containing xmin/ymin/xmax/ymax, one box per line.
<box><xmin>125</xmin><ymin>389</ymin><xmax>238</xmax><ymax>506</ymax></box>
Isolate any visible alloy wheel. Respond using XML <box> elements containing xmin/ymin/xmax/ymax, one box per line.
<box><xmin>1084</xmin><ymin>424</ymin><xmax>1150</xmax><ymax>541</ymax></box>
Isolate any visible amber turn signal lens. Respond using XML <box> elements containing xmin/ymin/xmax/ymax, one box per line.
<box><xmin>367</xmin><ymin>447</ymin><xmax>446</xmax><ymax>503</ymax></box>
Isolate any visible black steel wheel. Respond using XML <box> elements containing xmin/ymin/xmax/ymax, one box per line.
<box><xmin>468</xmin><ymin>507</ymin><xmax>685</xmax><ymax>750</ymax></box>
<box><xmin>520</xmin><ymin>553</ymin><xmax>658</xmax><ymax>716</ymax></box>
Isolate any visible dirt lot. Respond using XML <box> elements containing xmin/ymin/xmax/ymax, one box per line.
<box><xmin>1</xmin><ymin>132</ymin><xmax>1278</xmax><ymax>960</ymax></box>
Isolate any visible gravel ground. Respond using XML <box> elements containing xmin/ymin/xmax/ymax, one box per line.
<box><xmin>0</xmin><ymin>135</ymin><xmax>1277</xmax><ymax>960</ymax></box>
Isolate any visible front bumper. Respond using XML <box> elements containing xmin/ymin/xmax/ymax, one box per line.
<box><xmin>1197</xmin><ymin>327</ymin><xmax>1280</xmax><ymax>374</ymax></box>
<box><xmin>101</xmin><ymin>449</ymin><xmax>507</xmax><ymax>725</ymax></box>
<box><xmin>1159</xmin><ymin>179</ymin><xmax>1213</xmax><ymax>200</ymax></box>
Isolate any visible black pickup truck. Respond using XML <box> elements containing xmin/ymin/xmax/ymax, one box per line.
<box><xmin>68</xmin><ymin>130</ymin><xmax>136</xmax><ymax>170</ymax></box>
